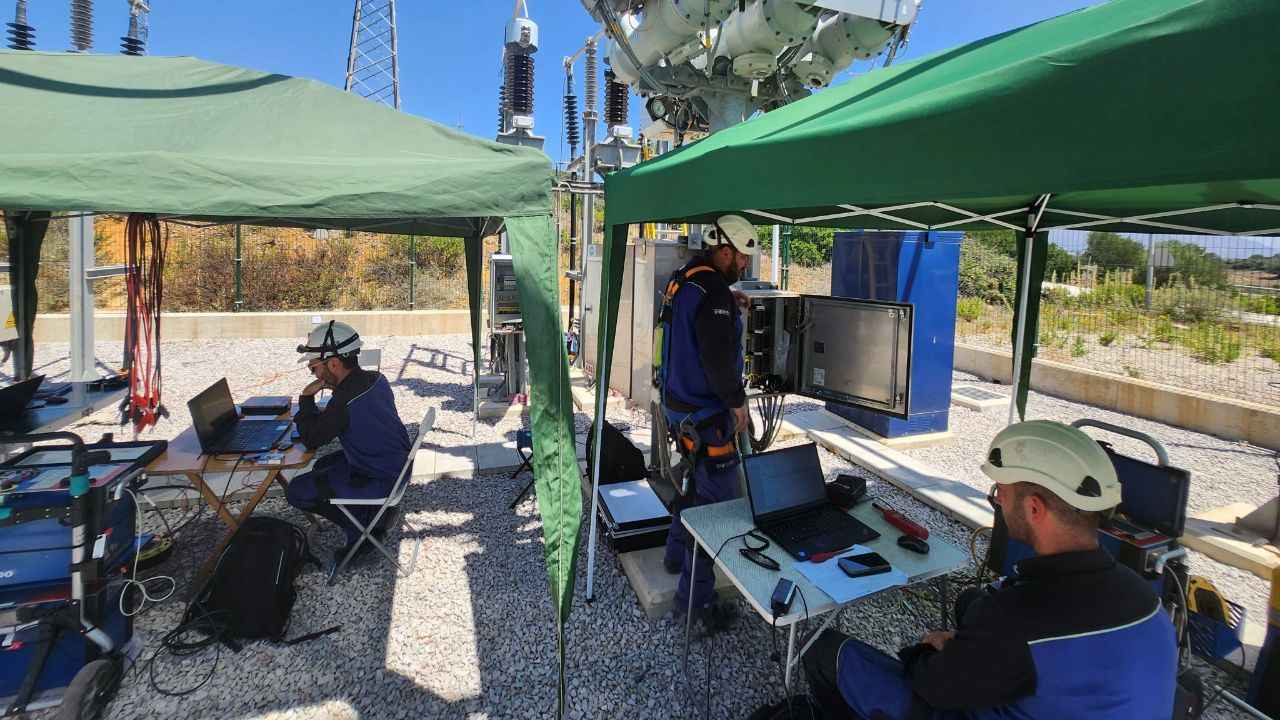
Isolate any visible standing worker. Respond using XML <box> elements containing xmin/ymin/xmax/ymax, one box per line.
<box><xmin>286</xmin><ymin>321</ymin><xmax>411</xmax><ymax>566</ymax></box>
<box><xmin>658</xmin><ymin>214</ymin><xmax>758</xmax><ymax>634</ymax></box>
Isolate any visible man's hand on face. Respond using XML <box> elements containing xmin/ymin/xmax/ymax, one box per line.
<box><xmin>302</xmin><ymin>378</ymin><xmax>327</xmax><ymax>397</ymax></box>
<box><xmin>730</xmin><ymin>289</ymin><xmax>750</xmax><ymax>311</ymax></box>
<box><xmin>731</xmin><ymin>404</ymin><xmax>749</xmax><ymax>434</ymax></box>
<box><xmin>921</xmin><ymin>630</ymin><xmax>955</xmax><ymax>652</ymax></box>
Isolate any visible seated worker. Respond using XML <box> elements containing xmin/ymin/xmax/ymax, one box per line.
<box><xmin>285</xmin><ymin>321</ymin><xmax>411</xmax><ymax>564</ymax></box>
<box><xmin>805</xmin><ymin>420</ymin><xmax>1176</xmax><ymax>720</ymax></box>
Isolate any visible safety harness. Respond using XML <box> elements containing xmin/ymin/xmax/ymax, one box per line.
<box><xmin>652</xmin><ymin>263</ymin><xmax>738</xmax><ymax>496</ymax></box>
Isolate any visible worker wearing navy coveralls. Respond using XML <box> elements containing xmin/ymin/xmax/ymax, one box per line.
<box><xmin>287</xmin><ymin>321</ymin><xmax>412</xmax><ymax>563</ymax></box>
<box><xmin>804</xmin><ymin>421</ymin><xmax>1177</xmax><ymax>720</ymax></box>
<box><xmin>660</xmin><ymin>214</ymin><xmax>759</xmax><ymax>631</ymax></box>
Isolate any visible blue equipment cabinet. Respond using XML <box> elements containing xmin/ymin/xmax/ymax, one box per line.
<box><xmin>828</xmin><ymin>231</ymin><xmax>961</xmax><ymax>438</ymax></box>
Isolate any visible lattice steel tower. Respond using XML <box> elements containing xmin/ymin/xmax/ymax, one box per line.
<box><xmin>344</xmin><ymin>0</ymin><xmax>400</xmax><ymax>109</ymax></box>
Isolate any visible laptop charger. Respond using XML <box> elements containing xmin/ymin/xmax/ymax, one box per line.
<box><xmin>827</xmin><ymin>474</ymin><xmax>867</xmax><ymax>509</ymax></box>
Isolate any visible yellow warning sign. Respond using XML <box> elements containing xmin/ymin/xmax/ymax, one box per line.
<box><xmin>3</xmin><ymin>312</ymin><xmax>14</xmax><ymax>329</ymax></box>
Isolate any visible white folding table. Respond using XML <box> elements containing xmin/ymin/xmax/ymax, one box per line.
<box><xmin>680</xmin><ymin>497</ymin><xmax>967</xmax><ymax>689</ymax></box>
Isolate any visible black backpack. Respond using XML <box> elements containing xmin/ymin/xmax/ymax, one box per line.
<box><xmin>186</xmin><ymin>516</ymin><xmax>317</xmax><ymax>643</ymax></box>
<box><xmin>585</xmin><ymin>421</ymin><xmax>648</xmax><ymax>485</ymax></box>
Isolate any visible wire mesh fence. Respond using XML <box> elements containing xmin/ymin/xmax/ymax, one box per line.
<box><xmin>7</xmin><ymin>216</ymin><xmax>1277</xmax><ymax>407</ymax></box>
<box><xmin>754</xmin><ymin>227</ymin><xmax>1280</xmax><ymax>408</ymax></box>
<box><xmin>955</xmin><ymin>230</ymin><xmax>1280</xmax><ymax>407</ymax></box>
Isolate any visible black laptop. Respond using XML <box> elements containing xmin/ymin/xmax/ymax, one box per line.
<box><xmin>187</xmin><ymin>379</ymin><xmax>290</xmax><ymax>454</ymax></box>
<box><xmin>0</xmin><ymin>375</ymin><xmax>44</xmax><ymax>430</ymax></box>
<box><xmin>745</xmin><ymin>443</ymin><xmax>880</xmax><ymax>561</ymax></box>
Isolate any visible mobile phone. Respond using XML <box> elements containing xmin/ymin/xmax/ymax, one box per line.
<box><xmin>838</xmin><ymin>552</ymin><xmax>892</xmax><ymax>579</ymax></box>
<box><xmin>770</xmin><ymin>578</ymin><xmax>797</xmax><ymax>615</ymax></box>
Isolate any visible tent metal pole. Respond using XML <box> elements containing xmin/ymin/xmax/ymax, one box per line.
<box><xmin>1008</xmin><ymin>195</ymin><xmax>1051</xmax><ymax>425</ymax></box>
<box><xmin>1008</xmin><ymin>230</ymin><xmax>1034</xmax><ymax>425</ymax></box>
<box><xmin>584</xmin><ymin>223</ymin><xmax>615</xmax><ymax>604</ymax></box>
<box><xmin>68</xmin><ymin>213</ymin><xmax>97</xmax><ymax>382</ymax></box>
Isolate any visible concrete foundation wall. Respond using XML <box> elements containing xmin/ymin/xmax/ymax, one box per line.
<box><xmin>954</xmin><ymin>343</ymin><xmax>1280</xmax><ymax>451</ymax></box>
<box><xmin>33</xmin><ymin>307</ymin><xmax>572</xmax><ymax>342</ymax></box>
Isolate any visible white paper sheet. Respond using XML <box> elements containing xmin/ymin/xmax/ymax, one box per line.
<box><xmin>600</xmin><ymin>480</ymin><xmax>670</xmax><ymax>525</ymax></box>
<box><xmin>795</xmin><ymin>545</ymin><xmax>909</xmax><ymax>604</ymax></box>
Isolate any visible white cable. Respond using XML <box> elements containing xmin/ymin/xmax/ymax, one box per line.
<box><xmin>120</xmin><ymin>488</ymin><xmax>177</xmax><ymax>617</ymax></box>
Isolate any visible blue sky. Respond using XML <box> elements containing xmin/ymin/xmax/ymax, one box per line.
<box><xmin>19</xmin><ymin>0</ymin><xmax>1105</xmax><ymax>165</ymax></box>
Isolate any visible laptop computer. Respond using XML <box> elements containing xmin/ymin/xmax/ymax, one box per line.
<box><xmin>187</xmin><ymin>379</ymin><xmax>290</xmax><ymax>454</ymax></box>
<box><xmin>0</xmin><ymin>375</ymin><xmax>44</xmax><ymax>430</ymax></box>
<box><xmin>745</xmin><ymin>443</ymin><xmax>880</xmax><ymax>561</ymax></box>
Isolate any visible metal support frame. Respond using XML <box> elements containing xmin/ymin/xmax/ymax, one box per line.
<box><xmin>408</xmin><ymin>234</ymin><xmax>416</xmax><ymax>310</ymax></box>
<box><xmin>233</xmin><ymin>224</ymin><xmax>243</xmax><ymax>311</ymax></box>
<box><xmin>743</xmin><ymin>200</ymin><xmax>1280</xmax><ymax>236</ymax></box>
<box><xmin>344</xmin><ymin>0</ymin><xmax>401</xmax><ymax>109</ymax></box>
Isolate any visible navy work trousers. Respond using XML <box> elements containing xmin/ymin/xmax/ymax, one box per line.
<box><xmin>285</xmin><ymin>452</ymin><xmax>392</xmax><ymax>544</ymax></box>
<box><xmin>662</xmin><ymin>411</ymin><xmax>740</xmax><ymax>612</ymax></box>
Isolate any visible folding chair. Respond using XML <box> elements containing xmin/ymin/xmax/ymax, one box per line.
<box><xmin>508</xmin><ymin>428</ymin><xmax>536</xmax><ymax>509</ymax></box>
<box><xmin>358</xmin><ymin>347</ymin><xmax>382</xmax><ymax>372</ymax></box>
<box><xmin>328</xmin><ymin>407</ymin><xmax>435</xmax><ymax>585</ymax></box>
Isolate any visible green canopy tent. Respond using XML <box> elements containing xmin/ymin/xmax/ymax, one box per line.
<box><xmin>585</xmin><ymin>0</ymin><xmax>1280</xmax><ymax>584</ymax></box>
<box><xmin>0</xmin><ymin>51</ymin><xmax>581</xmax><ymax>714</ymax></box>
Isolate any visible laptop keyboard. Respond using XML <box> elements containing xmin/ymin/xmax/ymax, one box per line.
<box><xmin>770</xmin><ymin>507</ymin><xmax>878</xmax><ymax>548</ymax></box>
<box><xmin>221</xmin><ymin>421</ymin><xmax>288</xmax><ymax>452</ymax></box>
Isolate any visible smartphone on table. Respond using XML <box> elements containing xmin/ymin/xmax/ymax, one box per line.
<box><xmin>838</xmin><ymin>552</ymin><xmax>892</xmax><ymax>579</ymax></box>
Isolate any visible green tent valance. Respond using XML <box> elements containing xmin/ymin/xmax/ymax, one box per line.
<box><xmin>603</xmin><ymin>0</ymin><xmax>1280</xmax><ymax>237</ymax></box>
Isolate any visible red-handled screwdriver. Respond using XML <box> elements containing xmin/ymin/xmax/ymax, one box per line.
<box><xmin>873</xmin><ymin>503</ymin><xmax>929</xmax><ymax>540</ymax></box>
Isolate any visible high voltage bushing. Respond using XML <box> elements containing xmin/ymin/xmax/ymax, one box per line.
<box><xmin>504</xmin><ymin>52</ymin><xmax>535</xmax><ymax>116</ymax></box>
<box><xmin>564</xmin><ymin>91</ymin><xmax>581</xmax><ymax>154</ymax></box>
<box><xmin>120</xmin><ymin>10</ymin><xmax>143</xmax><ymax>55</ymax></box>
<box><xmin>69</xmin><ymin>0</ymin><xmax>93</xmax><ymax>51</ymax></box>
<box><xmin>583</xmin><ymin>41</ymin><xmax>599</xmax><ymax>112</ymax></box>
<box><xmin>603</xmin><ymin>70</ymin><xmax>629</xmax><ymax>127</ymax></box>
<box><xmin>497</xmin><ymin>83</ymin><xmax>508</xmax><ymax>134</ymax></box>
<box><xmin>6</xmin><ymin>0</ymin><xmax>34</xmax><ymax>50</ymax></box>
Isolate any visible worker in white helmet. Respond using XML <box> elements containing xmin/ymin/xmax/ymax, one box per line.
<box><xmin>802</xmin><ymin>421</ymin><xmax>1177</xmax><ymax>720</ymax></box>
<box><xmin>287</xmin><ymin>321</ymin><xmax>411</xmax><ymax>568</ymax></box>
<box><xmin>657</xmin><ymin>213</ymin><xmax>758</xmax><ymax>636</ymax></box>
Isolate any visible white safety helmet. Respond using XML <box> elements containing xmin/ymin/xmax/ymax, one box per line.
<box><xmin>297</xmin><ymin>320</ymin><xmax>363</xmax><ymax>364</ymax></box>
<box><xmin>705</xmin><ymin>214</ymin><xmax>760</xmax><ymax>257</ymax></box>
<box><xmin>980</xmin><ymin>420</ymin><xmax>1121</xmax><ymax>512</ymax></box>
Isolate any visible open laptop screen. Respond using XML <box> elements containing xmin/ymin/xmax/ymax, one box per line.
<box><xmin>188</xmin><ymin>379</ymin><xmax>237</xmax><ymax>448</ymax></box>
<box><xmin>745</xmin><ymin>443</ymin><xmax>828</xmax><ymax>521</ymax></box>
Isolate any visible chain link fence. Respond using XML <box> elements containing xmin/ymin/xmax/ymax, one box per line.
<box><xmin>754</xmin><ymin>227</ymin><xmax>1280</xmax><ymax>408</ymax></box>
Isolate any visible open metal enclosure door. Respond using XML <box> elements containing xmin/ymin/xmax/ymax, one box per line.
<box><xmin>795</xmin><ymin>296</ymin><xmax>914</xmax><ymax>419</ymax></box>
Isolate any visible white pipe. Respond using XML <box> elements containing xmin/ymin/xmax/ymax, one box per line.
<box><xmin>771</xmin><ymin>225</ymin><xmax>781</xmax><ymax>284</ymax></box>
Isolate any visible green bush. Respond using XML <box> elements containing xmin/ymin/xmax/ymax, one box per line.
<box><xmin>956</xmin><ymin>297</ymin><xmax>984</xmax><ymax>322</ymax></box>
<box><xmin>1152</xmin><ymin>316</ymin><xmax>1177</xmax><ymax>345</ymax></box>
<box><xmin>1182</xmin><ymin>323</ymin><xmax>1241</xmax><ymax>365</ymax></box>
<box><xmin>1071</xmin><ymin>335</ymin><xmax>1088</xmax><ymax>357</ymax></box>
<box><xmin>1242</xmin><ymin>293</ymin><xmax>1280</xmax><ymax>316</ymax></box>
<box><xmin>1099</xmin><ymin>330</ymin><xmax>1118</xmax><ymax>347</ymax></box>
<box><xmin>958</xmin><ymin>241</ymin><xmax>1018</xmax><ymax>306</ymax></box>
<box><xmin>1155</xmin><ymin>287</ymin><xmax>1221</xmax><ymax>323</ymax></box>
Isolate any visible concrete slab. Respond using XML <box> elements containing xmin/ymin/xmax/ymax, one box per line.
<box><xmin>476</xmin><ymin>400</ymin><xmax>525</xmax><ymax>421</ymax></box>
<box><xmin>475</xmin><ymin>441</ymin><xmax>521</xmax><ymax>475</ymax></box>
<box><xmin>421</xmin><ymin>445</ymin><xmax>478</xmax><ymax>480</ymax></box>
<box><xmin>617</xmin><ymin>545</ymin><xmax>736</xmax><ymax>619</ymax></box>
<box><xmin>570</xmin><ymin>384</ymin><xmax>624</xmax><ymax>414</ymax></box>
<box><xmin>844</xmin><ymin>422</ymin><xmax>955</xmax><ymax>451</ymax></box>
<box><xmin>1183</xmin><ymin>503</ymin><xmax>1280</xmax><ymax>580</ymax></box>
<box><xmin>777</xmin><ymin>409</ymin><xmax>847</xmax><ymax>442</ymax></box>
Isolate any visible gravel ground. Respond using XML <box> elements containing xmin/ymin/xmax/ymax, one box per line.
<box><xmin>7</xmin><ymin>337</ymin><xmax>1268</xmax><ymax>718</ymax></box>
